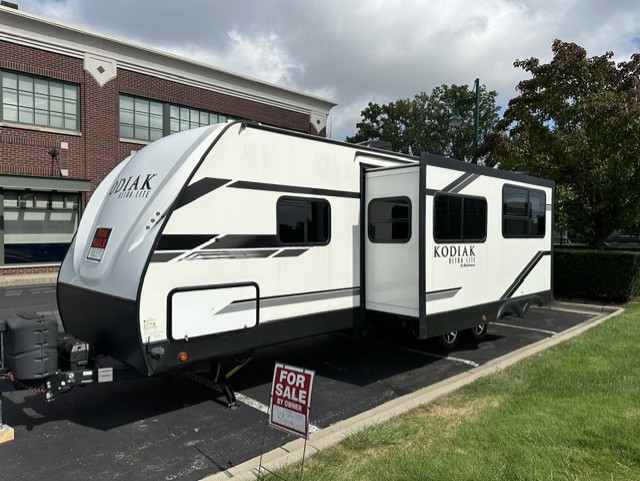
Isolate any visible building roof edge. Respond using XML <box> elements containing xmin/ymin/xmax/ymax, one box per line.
<box><xmin>0</xmin><ymin>6</ymin><xmax>337</xmax><ymax>115</ymax></box>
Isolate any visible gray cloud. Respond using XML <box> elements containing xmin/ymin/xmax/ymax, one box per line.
<box><xmin>17</xmin><ymin>0</ymin><xmax>640</xmax><ymax>140</ymax></box>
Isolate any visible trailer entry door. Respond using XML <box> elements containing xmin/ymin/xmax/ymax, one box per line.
<box><xmin>363</xmin><ymin>166</ymin><xmax>421</xmax><ymax>318</ymax></box>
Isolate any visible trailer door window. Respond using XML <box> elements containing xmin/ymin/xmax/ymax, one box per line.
<box><xmin>503</xmin><ymin>186</ymin><xmax>546</xmax><ymax>238</ymax></box>
<box><xmin>277</xmin><ymin>197</ymin><xmax>330</xmax><ymax>245</ymax></box>
<box><xmin>368</xmin><ymin>197</ymin><xmax>411</xmax><ymax>243</ymax></box>
<box><xmin>434</xmin><ymin>194</ymin><xmax>486</xmax><ymax>242</ymax></box>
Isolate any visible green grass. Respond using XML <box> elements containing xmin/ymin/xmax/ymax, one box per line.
<box><xmin>270</xmin><ymin>304</ymin><xmax>640</xmax><ymax>481</ymax></box>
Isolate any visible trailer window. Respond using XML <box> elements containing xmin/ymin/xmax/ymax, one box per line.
<box><xmin>368</xmin><ymin>197</ymin><xmax>411</xmax><ymax>243</ymax></box>
<box><xmin>502</xmin><ymin>186</ymin><xmax>546</xmax><ymax>238</ymax></box>
<box><xmin>277</xmin><ymin>197</ymin><xmax>330</xmax><ymax>245</ymax></box>
<box><xmin>434</xmin><ymin>194</ymin><xmax>486</xmax><ymax>243</ymax></box>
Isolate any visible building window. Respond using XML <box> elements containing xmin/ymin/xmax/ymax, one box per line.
<box><xmin>119</xmin><ymin>94</ymin><xmax>232</xmax><ymax>141</ymax></box>
<box><xmin>1</xmin><ymin>71</ymin><xmax>79</xmax><ymax>131</ymax></box>
<box><xmin>3</xmin><ymin>191</ymin><xmax>80</xmax><ymax>264</ymax></box>
<box><xmin>119</xmin><ymin>95</ymin><xmax>163</xmax><ymax>141</ymax></box>
<box><xmin>434</xmin><ymin>194</ymin><xmax>487</xmax><ymax>243</ymax></box>
<box><xmin>169</xmin><ymin>105</ymin><xmax>228</xmax><ymax>134</ymax></box>
<box><xmin>368</xmin><ymin>197</ymin><xmax>411</xmax><ymax>243</ymax></box>
<box><xmin>277</xmin><ymin>197</ymin><xmax>330</xmax><ymax>245</ymax></box>
<box><xmin>502</xmin><ymin>185</ymin><xmax>546</xmax><ymax>238</ymax></box>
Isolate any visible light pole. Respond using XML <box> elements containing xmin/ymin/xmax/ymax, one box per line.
<box><xmin>449</xmin><ymin>78</ymin><xmax>480</xmax><ymax>162</ymax></box>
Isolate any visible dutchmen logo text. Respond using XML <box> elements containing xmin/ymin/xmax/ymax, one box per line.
<box><xmin>434</xmin><ymin>245</ymin><xmax>476</xmax><ymax>267</ymax></box>
<box><xmin>109</xmin><ymin>174</ymin><xmax>157</xmax><ymax>199</ymax></box>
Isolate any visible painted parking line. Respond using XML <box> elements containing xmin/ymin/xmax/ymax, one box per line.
<box><xmin>185</xmin><ymin>373</ymin><xmax>321</xmax><ymax>433</ymax></box>
<box><xmin>234</xmin><ymin>392</ymin><xmax>270</xmax><ymax>414</ymax></box>
<box><xmin>421</xmin><ymin>352</ymin><xmax>480</xmax><ymax>368</ymax></box>
<box><xmin>335</xmin><ymin>332</ymin><xmax>480</xmax><ymax>368</ymax></box>
<box><xmin>492</xmin><ymin>322</ymin><xmax>557</xmax><ymax>336</ymax></box>
<box><xmin>234</xmin><ymin>392</ymin><xmax>321</xmax><ymax>433</ymax></box>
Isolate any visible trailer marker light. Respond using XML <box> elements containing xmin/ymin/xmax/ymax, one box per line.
<box><xmin>178</xmin><ymin>352</ymin><xmax>188</xmax><ymax>362</ymax></box>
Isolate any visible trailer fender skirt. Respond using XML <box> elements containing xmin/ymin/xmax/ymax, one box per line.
<box><xmin>497</xmin><ymin>294</ymin><xmax>546</xmax><ymax>320</ymax></box>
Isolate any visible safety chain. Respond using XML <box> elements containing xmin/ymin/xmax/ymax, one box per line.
<box><xmin>6</xmin><ymin>371</ymin><xmax>47</xmax><ymax>394</ymax></box>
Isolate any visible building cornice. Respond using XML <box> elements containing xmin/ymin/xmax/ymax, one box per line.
<box><xmin>0</xmin><ymin>6</ymin><xmax>337</xmax><ymax>116</ymax></box>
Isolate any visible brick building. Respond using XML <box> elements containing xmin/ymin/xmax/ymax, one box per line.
<box><xmin>0</xmin><ymin>5</ymin><xmax>336</xmax><ymax>281</ymax></box>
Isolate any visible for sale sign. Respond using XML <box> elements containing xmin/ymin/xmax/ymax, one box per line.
<box><xmin>269</xmin><ymin>363</ymin><xmax>315</xmax><ymax>439</ymax></box>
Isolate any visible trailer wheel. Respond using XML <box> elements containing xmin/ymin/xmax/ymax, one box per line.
<box><xmin>467</xmin><ymin>323</ymin><xmax>488</xmax><ymax>342</ymax></box>
<box><xmin>439</xmin><ymin>331</ymin><xmax>459</xmax><ymax>349</ymax></box>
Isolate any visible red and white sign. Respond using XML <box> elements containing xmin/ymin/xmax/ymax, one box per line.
<box><xmin>269</xmin><ymin>363</ymin><xmax>315</xmax><ymax>439</ymax></box>
<box><xmin>87</xmin><ymin>227</ymin><xmax>112</xmax><ymax>262</ymax></box>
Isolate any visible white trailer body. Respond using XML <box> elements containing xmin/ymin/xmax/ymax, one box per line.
<box><xmin>57</xmin><ymin>121</ymin><xmax>553</xmax><ymax>376</ymax></box>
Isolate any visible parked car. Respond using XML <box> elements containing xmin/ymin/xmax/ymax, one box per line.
<box><xmin>604</xmin><ymin>234</ymin><xmax>640</xmax><ymax>249</ymax></box>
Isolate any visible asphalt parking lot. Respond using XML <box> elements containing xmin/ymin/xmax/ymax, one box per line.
<box><xmin>0</xmin><ymin>294</ymin><xmax>598</xmax><ymax>481</ymax></box>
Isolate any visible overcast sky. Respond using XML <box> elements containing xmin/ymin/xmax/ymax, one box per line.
<box><xmin>16</xmin><ymin>0</ymin><xmax>640</xmax><ymax>140</ymax></box>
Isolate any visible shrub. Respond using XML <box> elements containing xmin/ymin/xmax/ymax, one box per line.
<box><xmin>554</xmin><ymin>249</ymin><xmax>640</xmax><ymax>303</ymax></box>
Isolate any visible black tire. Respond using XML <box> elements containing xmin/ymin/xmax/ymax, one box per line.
<box><xmin>439</xmin><ymin>330</ymin><xmax>459</xmax><ymax>349</ymax></box>
<box><xmin>466</xmin><ymin>323</ymin><xmax>488</xmax><ymax>342</ymax></box>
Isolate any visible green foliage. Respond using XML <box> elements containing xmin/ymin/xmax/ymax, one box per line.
<box><xmin>489</xmin><ymin>40</ymin><xmax>640</xmax><ymax>247</ymax></box>
<box><xmin>554</xmin><ymin>248</ymin><xmax>640</xmax><ymax>302</ymax></box>
<box><xmin>346</xmin><ymin>84</ymin><xmax>500</xmax><ymax>162</ymax></box>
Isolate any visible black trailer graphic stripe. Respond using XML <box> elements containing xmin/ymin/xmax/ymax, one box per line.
<box><xmin>441</xmin><ymin>172</ymin><xmax>474</xmax><ymax>193</ymax></box>
<box><xmin>273</xmin><ymin>248</ymin><xmax>309</xmax><ymax>258</ymax></box>
<box><xmin>151</xmin><ymin>252</ymin><xmax>184</xmax><ymax>262</ymax></box>
<box><xmin>228</xmin><ymin>180</ymin><xmax>360</xmax><ymax>199</ymax></box>
<box><xmin>424</xmin><ymin>152</ymin><xmax>554</xmax><ymax>189</ymax></box>
<box><xmin>157</xmin><ymin>234</ymin><xmax>219</xmax><ymax>250</ymax></box>
<box><xmin>186</xmin><ymin>249</ymin><xmax>279</xmax><ymax>260</ymax></box>
<box><xmin>425</xmin><ymin>287</ymin><xmax>462</xmax><ymax>302</ymax></box>
<box><xmin>501</xmin><ymin>250</ymin><xmax>551</xmax><ymax>299</ymax></box>
<box><xmin>174</xmin><ymin>177</ymin><xmax>231</xmax><ymax>209</ymax></box>
<box><xmin>156</xmin><ymin>234</ymin><xmax>279</xmax><ymax>251</ymax></box>
<box><xmin>209</xmin><ymin>234</ymin><xmax>280</xmax><ymax>249</ymax></box>
<box><xmin>153</xmin><ymin>235</ymin><xmax>311</xmax><ymax>262</ymax></box>
<box><xmin>151</xmin><ymin>247</ymin><xmax>309</xmax><ymax>262</ymax></box>
<box><xmin>217</xmin><ymin>287</ymin><xmax>359</xmax><ymax>315</ymax></box>
<box><xmin>449</xmin><ymin>173</ymin><xmax>479</xmax><ymax>193</ymax></box>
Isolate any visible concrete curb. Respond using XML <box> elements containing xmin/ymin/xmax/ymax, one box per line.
<box><xmin>549</xmin><ymin>300</ymin><xmax>621</xmax><ymax>315</ymax></box>
<box><xmin>201</xmin><ymin>304</ymin><xmax>625</xmax><ymax>481</ymax></box>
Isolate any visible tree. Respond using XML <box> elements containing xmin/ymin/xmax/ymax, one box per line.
<box><xmin>488</xmin><ymin>40</ymin><xmax>640</xmax><ymax>247</ymax></box>
<box><xmin>346</xmin><ymin>84</ymin><xmax>500</xmax><ymax>162</ymax></box>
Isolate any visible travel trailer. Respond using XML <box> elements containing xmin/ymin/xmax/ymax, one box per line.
<box><xmin>1</xmin><ymin>120</ymin><xmax>553</xmax><ymax>410</ymax></box>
